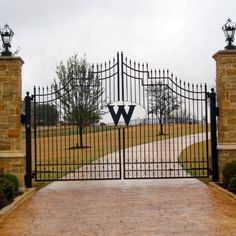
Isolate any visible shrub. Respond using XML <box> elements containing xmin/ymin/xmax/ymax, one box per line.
<box><xmin>0</xmin><ymin>191</ymin><xmax>6</xmax><ymax>208</ymax></box>
<box><xmin>229</xmin><ymin>175</ymin><xmax>236</xmax><ymax>191</ymax></box>
<box><xmin>222</xmin><ymin>161</ymin><xmax>236</xmax><ymax>186</ymax></box>
<box><xmin>3</xmin><ymin>173</ymin><xmax>19</xmax><ymax>194</ymax></box>
<box><xmin>0</xmin><ymin>177</ymin><xmax>15</xmax><ymax>199</ymax></box>
<box><xmin>0</xmin><ymin>172</ymin><xmax>20</xmax><ymax>208</ymax></box>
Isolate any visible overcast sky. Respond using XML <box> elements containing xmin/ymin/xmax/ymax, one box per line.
<box><xmin>1</xmin><ymin>0</ymin><xmax>235</xmax><ymax>95</ymax></box>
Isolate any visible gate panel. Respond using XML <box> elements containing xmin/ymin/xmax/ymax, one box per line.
<box><xmin>27</xmin><ymin>52</ymin><xmax>211</xmax><ymax>181</ymax></box>
<box><xmin>32</xmin><ymin>54</ymin><xmax>122</xmax><ymax>181</ymax></box>
<box><xmin>121</xmin><ymin>53</ymin><xmax>209</xmax><ymax>179</ymax></box>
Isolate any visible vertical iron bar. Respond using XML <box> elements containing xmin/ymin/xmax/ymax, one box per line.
<box><xmin>180</xmin><ymin>80</ymin><xmax>184</xmax><ymax>177</ymax></box>
<box><xmin>167</xmin><ymin>73</ymin><xmax>171</xmax><ymax>177</ymax></box>
<box><xmin>122</xmin><ymin>127</ymin><xmax>125</xmax><ymax>179</ymax></box>
<box><xmin>188</xmin><ymin>83</ymin><xmax>191</xmax><ymax>177</ymax></box>
<box><xmin>205</xmin><ymin>84</ymin><xmax>209</xmax><ymax>177</ymax></box>
<box><xmin>118</xmin><ymin>128</ymin><xmax>123</xmax><ymax>178</ymax></box>
<box><xmin>117</xmin><ymin>52</ymin><xmax>120</xmax><ymax>101</ymax></box>
<box><xmin>192</xmin><ymin>84</ymin><xmax>196</xmax><ymax>177</ymax></box>
<box><xmin>121</xmin><ymin>52</ymin><xmax>124</xmax><ymax>101</ymax></box>
<box><xmin>25</xmin><ymin>92</ymin><xmax>32</xmax><ymax>188</ymax></box>
<box><xmin>176</xmin><ymin>78</ymin><xmax>179</xmax><ymax>177</ymax></box>
<box><xmin>33</xmin><ymin>87</ymin><xmax>37</xmax><ymax>181</ymax></box>
<box><xmin>38</xmin><ymin>87</ymin><xmax>42</xmax><ymax>180</ymax></box>
<box><xmin>201</xmin><ymin>85</ymin><xmax>204</xmax><ymax>176</ymax></box>
<box><xmin>50</xmin><ymin>86</ymin><xmax>55</xmax><ymax>180</ymax></box>
<box><xmin>209</xmin><ymin>88</ymin><xmax>218</xmax><ymax>181</ymax></box>
<box><xmin>184</xmin><ymin>81</ymin><xmax>187</xmax><ymax>178</ymax></box>
<box><xmin>42</xmin><ymin>87</ymin><xmax>46</xmax><ymax>180</ymax></box>
<box><xmin>196</xmin><ymin>84</ymin><xmax>200</xmax><ymax>177</ymax></box>
<box><xmin>171</xmin><ymin>74</ymin><xmax>175</xmax><ymax>178</ymax></box>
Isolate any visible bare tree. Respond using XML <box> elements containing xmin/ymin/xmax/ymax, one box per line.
<box><xmin>54</xmin><ymin>54</ymin><xmax>103</xmax><ymax>148</ymax></box>
<box><xmin>147</xmin><ymin>82</ymin><xmax>181</xmax><ymax>135</ymax></box>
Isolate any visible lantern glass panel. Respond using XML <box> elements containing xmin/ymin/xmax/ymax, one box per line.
<box><xmin>2</xmin><ymin>35</ymin><xmax>10</xmax><ymax>44</ymax></box>
<box><xmin>227</xmin><ymin>29</ymin><xmax>234</xmax><ymax>39</ymax></box>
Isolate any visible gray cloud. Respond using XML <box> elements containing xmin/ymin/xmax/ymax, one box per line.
<box><xmin>1</xmin><ymin>0</ymin><xmax>235</xmax><ymax>94</ymax></box>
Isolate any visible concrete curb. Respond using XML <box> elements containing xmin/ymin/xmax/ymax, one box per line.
<box><xmin>209</xmin><ymin>182</ymin><xmax>236</xmax><ymax>201</ymax></box>
<box><xmin>0</xmin><ymin>188</ymin><xmax>36</xmax><ymax>223</ymax></box>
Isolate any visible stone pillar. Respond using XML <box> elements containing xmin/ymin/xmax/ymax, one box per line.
<box><xmin>0</xmin><ymin>57</ymin><xmax>25</xmax><ymax>186</ymax></box>
<box><xmin>213</xmin><ymin>50</ymin><xmax>236</xmax><ymax>182</ymax></box>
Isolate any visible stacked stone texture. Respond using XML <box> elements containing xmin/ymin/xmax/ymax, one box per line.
<box><xmin>213</xmin><ymin>50</ymin><xmax>236</xmax><ymax>181</ymax></box>
<box><xmin>0</xmin><ymin>57</ymin><xmax>24</xmax><ymax>186</ymax></box>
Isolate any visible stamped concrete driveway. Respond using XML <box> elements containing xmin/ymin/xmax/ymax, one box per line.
<box><xmin>0</xmin><ymin>179</ymin><xmax>236</xmax><ymax>236</ymax></box>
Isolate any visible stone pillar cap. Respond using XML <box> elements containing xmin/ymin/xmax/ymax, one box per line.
<box><xmin>213</xmin><ymin>49</ymin><xmax>236</xmax><ymax>60</ymax></box>
<box><xmin>0</xmin><ymin>56</ymin><xmax>24</xmax><ymax>65</ymax></box>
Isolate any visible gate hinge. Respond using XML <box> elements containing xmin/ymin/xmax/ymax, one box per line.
<box><xmin>208</xmin><ymin>167</ymin><xmax>212</xmax><ymax>175</ymax></box>
<box><xmin>21</xmin><ymin>114</ymin><xmax>26</xmax><ymax>124</ymax></box>
<box><xmin>216</xmin><ymin>107</ymin><xmax>219</xmax><ymax>116</ymax></box>
<box><xmin>31</xmin><ymin>172</ymin><xmax>36</xmax><ymax>178</ymax></box>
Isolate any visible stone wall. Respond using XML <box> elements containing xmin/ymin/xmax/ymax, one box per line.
<box><xmin>0</xmin><ymin>57</ymin><xmax>25</xmax><ymax>186</ymax></box>
<box><xmin>213</xmin><ymin>50</ymin><xmax>236</xmax><ymax>181</ymax></box>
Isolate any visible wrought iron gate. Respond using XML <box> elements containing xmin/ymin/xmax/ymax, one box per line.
<box><xmin>24</xmin><ymin>53</ymin><xmax>217</xmax><ymax>186</ymax></box>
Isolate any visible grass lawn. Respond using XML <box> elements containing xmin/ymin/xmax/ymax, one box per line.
<box><xmin>21</xmin><ymin>123</ymin><xmax>209</xmax><ymax>181</ymax></box>
<box><xmin>178</xmin><ymin>140</ymin><xmax>211</xmax><ymax>182</ymax></box>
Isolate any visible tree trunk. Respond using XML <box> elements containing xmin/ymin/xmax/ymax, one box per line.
<box><xmin>79</xmin><ymin>126</ymin><xmax>83</xmax><ymax>147</ymax></box>
<box><xmin>158</xmin><ymin>116</ymin><xmax>165</xmax><ymax>135</ymax></box>
<box><xmin>159</xmin><ymin>123</ymin><xmax>164</xmax><ymax>135</ymax></box>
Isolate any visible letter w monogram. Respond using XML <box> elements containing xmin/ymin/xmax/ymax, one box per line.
<box><xmin>108</xmin><ymin>105</ymin><xmax>135</xmax><ymax>126</ymax></box>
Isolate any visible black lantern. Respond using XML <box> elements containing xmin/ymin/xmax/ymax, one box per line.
<box><xmin>0</xmin><ymin>24</ymin><xmax>14</xmax><ymax>56</ymax></box>
<box><xmin>222</xmin><ymin>18</ymin><xmax>236</xmax><ymax>49</ymax></box>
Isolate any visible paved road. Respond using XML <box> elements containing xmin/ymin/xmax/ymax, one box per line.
<box><xmin>64</xmin><ymin>133</ymin><xmax>209</xmax><ymax>180</ymax></box>
<box><xmin>0</xmin><ymin>179</ymin><xmax>236</xmax><ymax>236</ymax></box>
<box><xmin>1</xmin><ymin>134</ymin><xmax>236</xmax><ymax>235</ymax></box>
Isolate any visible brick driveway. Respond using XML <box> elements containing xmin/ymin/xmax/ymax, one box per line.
<box><xmin>0</xmin><ymin>179</ymin><xmax>236</xmax><ymax>236</ymax></box>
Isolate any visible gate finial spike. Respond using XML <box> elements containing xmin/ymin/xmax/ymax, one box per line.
<box><xmin>142</xmin><ymin>63</ymin><xmax>144</xmax><ymax>69</ymax></box>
